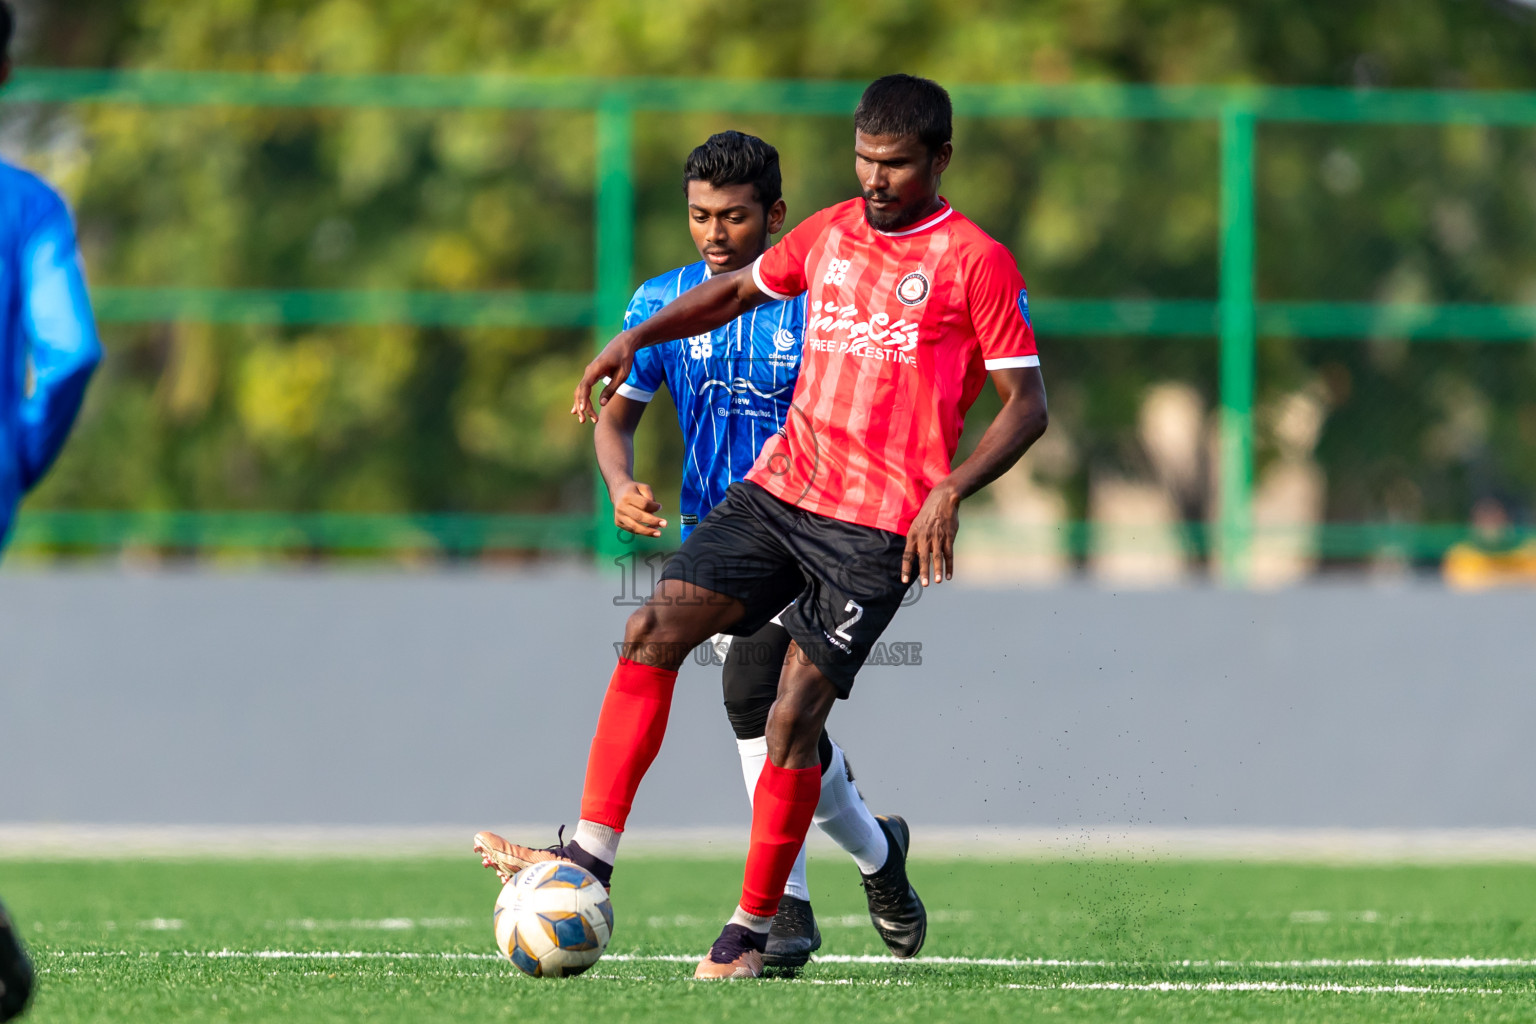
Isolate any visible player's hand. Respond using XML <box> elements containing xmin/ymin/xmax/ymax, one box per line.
<box><xmin>573</xmin><ymin>333</ymin><xmax>638</xmax><ymax>423</ymax></box>
<box><xmin>612</xmin><ymin>480</ymin><xmax>667</xmax><ymax>537</ymax></box>
<box><xmin>902</xmin><ymin>482</ymin><xmax>960</xmax><ymax>587</ymax></box>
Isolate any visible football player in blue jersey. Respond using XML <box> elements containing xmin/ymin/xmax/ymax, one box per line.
<box><xmin>0</xmin><ymin>4</ymin><xmax>105</xmax><ymax>1017</ymax></box>
<box><xmin>556</xmin><ymin>131</ymin><xmax>922</xmax><ymax>966</ymax></box>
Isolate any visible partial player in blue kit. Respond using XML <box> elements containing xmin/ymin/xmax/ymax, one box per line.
<box><xmin>0</xmin><ymin>4</ymin><xmax>104</xmax><ymax>1018</ymax></box>
<box><xmin>0</xmin><ymin>53</ymin><xmax>102</xmax><ymax>549</ymax></box>
<box><xmin>476</xmin><ymin>131</ymin><xmax>925</xmax><ymax>969</ymax></box>
<box><xmin>610</xmin><ymin>239</ymin><xmax>804</xmax><ymax>538</ymax></box>
<box><xmin>0</xmin><ymin>153</ymin><xmax>100</xmax><ymax>548</ymax></box>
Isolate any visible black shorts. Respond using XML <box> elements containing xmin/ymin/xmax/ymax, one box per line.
<box><xmin>659</xmin><ymin>481</ymin><xmax>909</xmax><ymax>697</ymax></box>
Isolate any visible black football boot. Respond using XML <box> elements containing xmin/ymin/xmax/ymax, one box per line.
<box><xmin>860</xmin><ymin>815</ymin><xmax>927</xmax><ymax>958</ymax></box>
<box><xmin>763</xmin><ymin>894</ymin><xmax>822</xmax><ymax>970</ymax></box>
<box><xmin>0</xmin><ymin>899</ymin><xmax>34</xmax><ymax>1023</ymax></box>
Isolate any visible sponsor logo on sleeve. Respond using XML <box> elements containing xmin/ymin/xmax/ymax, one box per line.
<box><xmin>1017</xmin><ymin>288</ymin><xmax>1031</xmax><ymax>326</ymax></box>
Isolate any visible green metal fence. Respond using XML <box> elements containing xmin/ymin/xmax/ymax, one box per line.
<box><xmin>7</xmin><ymin>71</ymin><xmax>1536</xmax><ymax>577</ymax></box>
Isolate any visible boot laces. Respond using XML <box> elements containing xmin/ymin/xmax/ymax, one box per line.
<box><xmin>861</xmin><ymin>864</ymin><xmax>908</xmax><ymax>909</ymax></box>
<box><xmin>542</xmin><ymin>824</ymin><xmax>573</xmax><ymax>858</ymax></box>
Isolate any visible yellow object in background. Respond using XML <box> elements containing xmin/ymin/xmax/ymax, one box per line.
<box><xmin>1442</xmin><ymin>498</ymin><xmax>1536</xmax><ymax>590</ymax></box>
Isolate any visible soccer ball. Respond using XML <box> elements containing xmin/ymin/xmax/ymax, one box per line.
<box><xmin>493</xmin><ymin>861</ymin><xmax>613</xmax><ymax>978</ymax></box>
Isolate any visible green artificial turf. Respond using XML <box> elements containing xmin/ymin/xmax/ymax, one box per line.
<box><xmin>5</xmin><ymin>854</ymin><xmax>1536</xmax><ymax>1022</ymax></box>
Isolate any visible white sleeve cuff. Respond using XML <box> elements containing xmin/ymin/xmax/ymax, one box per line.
<box><xmin>616</xmin><ymin>382</ymin><xmax>655</xmax><ymax>402</ymax></box>
<box><xmin>751</xmin><ymin>256</ymin><xmax>794</xmax><ymax>302</ymax></box>
<box><xmin>984</xmin><ymin>354</ymin><xmax>1041</xmax><ymax>370</ymax></box>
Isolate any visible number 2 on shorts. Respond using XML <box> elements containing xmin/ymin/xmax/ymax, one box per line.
<box><xmin>834</xmin><ymin>599</ymin><xmax>864</xmax><ymax>641</ymax></box>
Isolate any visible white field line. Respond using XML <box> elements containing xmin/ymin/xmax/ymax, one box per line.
<box><xmin>1008</xmin><ymin>982</ymin><xmax>1504</xmax><ymax>995</ymax></box>
<box><xmin>38</xmin><ymin>951</ymin><xmax>1514</xmax><ymax>996</ymax></box>
<box><xmin>1174</xmin><ymin>958</ymin><xmax>1536</xmax><ymax>969</ymax></box>
<box><xmin>647</xmin><ymin>910</ymin><xmax>973</xmax><ymax>929</ymax></box>
<box><xmin>33</xmin><ymin>965</ymin><xmax>1504</xmax><ymax>995</ymax></box>
<box><xmin>43</xmin><ymin>950</ymin><xmax>1536</xmax><ymax>970</ymax></box>
<box><xmin>41</xmin><ymin>918</ymin><xmax>475</xmax><ymax>932</ymax></box>
<box><xmin>283</xmin><ymin>918</ymin><xmax>473</xmax><ymax>931</ymax></box>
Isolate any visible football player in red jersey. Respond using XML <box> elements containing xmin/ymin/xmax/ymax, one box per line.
<box><xmin>478</xmin><ymin>130</ymin><xmax>915</xmax><ymax>970</ymax></box>
<box><xmin>482</xmin><ymin>75</ymin><xmax>1048</xmax><ymax>979</ymax></box>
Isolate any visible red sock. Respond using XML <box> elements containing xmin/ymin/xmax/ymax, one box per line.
<box><xmin>578</xmin><ymin>658</ymin><xmax>679</xmax><ymax>830</ymax></box>
<box><xmin>739</xmin><ymin>759</ymin><xmax>822</xmax><ymax>919</ymax></box>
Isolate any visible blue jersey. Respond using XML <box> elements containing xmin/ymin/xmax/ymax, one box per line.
<box><xmin>0</xmin><ymin>161</ymin><xmax>103</xmax><ymax>548</ymax></box>
<box><xmin>617</xmin><ymin>261</ymin><xmax>803</xmax><ymax>539</ymax></box>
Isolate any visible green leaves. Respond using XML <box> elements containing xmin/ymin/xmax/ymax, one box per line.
<box><xmin>10</xmin><ymin>0</ymin><xmax>1536</xmax><ymax>542</ymax></box>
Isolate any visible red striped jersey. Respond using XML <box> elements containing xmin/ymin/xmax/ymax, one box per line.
<box><xmin>746</xmin><ymin>197</ymin><xmax>1039</xmax><ymax>536</ymax></box>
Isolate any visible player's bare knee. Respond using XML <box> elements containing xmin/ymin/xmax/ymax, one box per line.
<box><xmin>620</xmin><ymin>603</ymin><xmax>688</xmax><ymax>667</ymax></box>
<box><xmin>763</xmin><ymin>672</ymin><xmax>836</xmax><ymax>768</ymax></box>
<box><xmin>764</xmin><ymin>711</ymin><xmax>823</xmax><ymax>769</ymax></box>
<box><xmin>623</xmin><ymin>602</ymin><xmax>662</xmax><ymax>646</ymax></box>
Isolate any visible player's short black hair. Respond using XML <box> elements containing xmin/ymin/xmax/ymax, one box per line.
<box><xmin>683</xmin><ymin>131</ymin><xmax>783</xmax><ymax>212</ymax></box>
<box><xmin>1</xmin><ymin>1</ymin><xmax>13</xmax><ymax>63</ymax></box>
<box><xmin>854</xmin><ymin>74</ymin><xmax>953</xmax><ymax>154</ymax></box>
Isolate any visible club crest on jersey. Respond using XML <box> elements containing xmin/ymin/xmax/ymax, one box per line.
<box><xmin>896</xmin><ymin>271</ymin><xmax>930</xmax><ymax>306</ymax></box>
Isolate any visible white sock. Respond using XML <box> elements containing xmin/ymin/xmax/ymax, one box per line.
<box><xmin>813</xmin><ymin>741</ymin><xmax>888</xmax><ymax>875</ymax></box>
<box><xmin>736</xmin><ymin>736</ymin><xmax>811</xmax><ymax>902</ymax></box>
<box><xmin>572</xmin><ymin>820</ymin><xmax>620</xmax><ymax>865</ymax></box>
<box><xmin>729</xmin><ymin>906</ymin><xmax>773</xmax><ymax>935</ymax></box>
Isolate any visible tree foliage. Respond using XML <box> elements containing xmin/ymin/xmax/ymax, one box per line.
<box><xmin>7</xmin><ymin>0</ymin><xmax>1536</xmax><ymax>530</ymax></box>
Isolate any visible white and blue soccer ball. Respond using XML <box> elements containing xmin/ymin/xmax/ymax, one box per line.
<box><xmin>493</xmin><ymin>860</ymin><xmax>613</xmax><ymax>978</ymax></box>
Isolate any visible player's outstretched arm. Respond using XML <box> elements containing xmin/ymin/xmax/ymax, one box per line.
<box><xmin>573</xmin><ymin>268</ymin><xmax>770</xmax><ymax>422</ymax></box>
<box><xmin>17</xmin><ymin>204</ymin><xmax>103</xmax><ymax>490</ymax></box>
<box><xmin>902</xmin><ymin>366</ymin><xmax>1048</xmax><ymax>587</ymax></box>
<box><xmin>594</xmin><ymin>394</ymin><xmax>667</xmax><ymax>538</ymax></box>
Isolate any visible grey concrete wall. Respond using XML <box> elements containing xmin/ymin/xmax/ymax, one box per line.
<box><xmin>1</xmin><ymin>569</ymin><xmax>1532</xmax><ymax>829</ymax></box>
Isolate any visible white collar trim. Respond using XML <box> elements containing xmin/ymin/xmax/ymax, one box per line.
<box><xmin>875</xmin><ymin>201</ymin><xmax>954</xmax><ymax>238</ymax></box>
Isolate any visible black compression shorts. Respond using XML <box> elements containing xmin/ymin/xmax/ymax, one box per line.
<box><xmin>659</xmin><ymin>480</ymin><xmax>910</xmax><ymax>696</ymax></box>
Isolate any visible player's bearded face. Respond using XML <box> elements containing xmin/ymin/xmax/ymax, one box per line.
<box><xmin>856</xmin><ymin>132</ymin><xmax>951</xmax><ymax>232</ymax></box>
